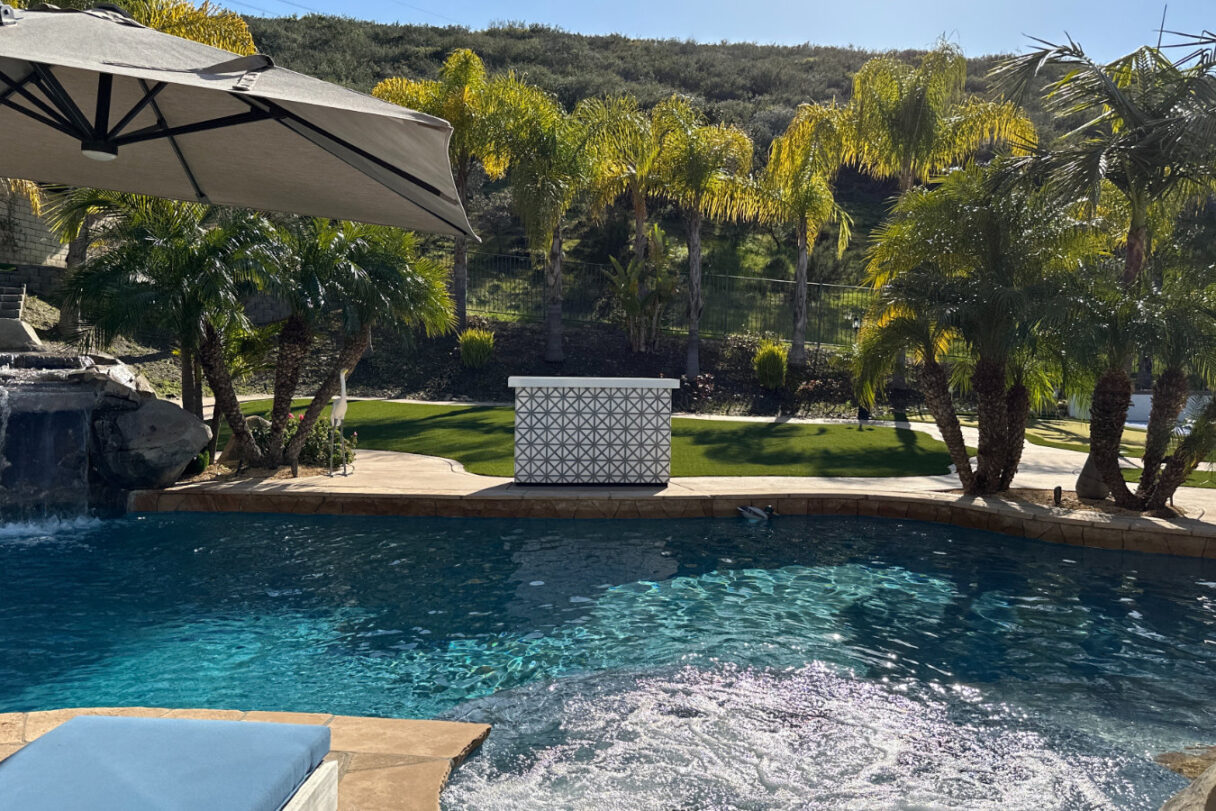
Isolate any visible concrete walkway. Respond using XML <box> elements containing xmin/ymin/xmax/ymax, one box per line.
<box><xmin>187</xmin><ymin>395</ymin><xmax>1216</xmax><ymax>521</ymax></box>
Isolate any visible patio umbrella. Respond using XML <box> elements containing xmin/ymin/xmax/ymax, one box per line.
<box><xmin>0</xmin><ymin>3</ymin><xmax>475</xmax><ymax>237</ymax></box>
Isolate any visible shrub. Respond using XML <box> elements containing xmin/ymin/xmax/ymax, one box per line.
<box><xmin>675</xmin><ymin>373</ymin><xmax>715</xmax><ymax>412</ymax></box>
<box><xmin>459</xmin><ymin>328</ymin><xmax>495</xmax><ymax>368</ymax></box>
<box><xmin>249</xmin><ymin>414</ymin><xmax>355</xmax><ymax>467</ymax></box>
<box><xmin>753</xmin><ymin>340</ymin><xmax>788</xmax><ymax>390</ymax></box>
<box><xmin>183</xmin><ymin>450</ymin><xmax>209</xmax><ymax>477</ymax></box>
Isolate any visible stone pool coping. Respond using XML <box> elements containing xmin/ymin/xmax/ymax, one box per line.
<box><xmin>130</xmin><ymin>480</ymin><xmax>1216</xmax><ymax>560</ymax></box>
<box><xmin>0</xmin><ymin>707</ymin><xmax>489</xmax><ymax>810</ymax></box>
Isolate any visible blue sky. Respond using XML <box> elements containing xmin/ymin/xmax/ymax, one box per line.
<box><xmin>228</xmin><ymin>0</ymin><xmax>1213</xmax><ymax>61</ymax></box>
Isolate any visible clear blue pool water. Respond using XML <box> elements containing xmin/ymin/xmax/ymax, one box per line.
<box><xmin>1</xmin><ymin>514</ymin><xmax>1214</xmax><ymax>809</ymax></box>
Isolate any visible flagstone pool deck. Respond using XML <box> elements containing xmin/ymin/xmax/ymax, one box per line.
<box><xmin>129</xmin><ymin>443</ymin><xmax>1216</xmax><ymax>560</ymax></box>
<box><xmin>0</xmin><ymin>706</ymin><xmax>489</xmax><ymax>811</ymax></box>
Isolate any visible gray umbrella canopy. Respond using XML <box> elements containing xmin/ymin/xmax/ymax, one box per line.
<box><xmin>0</xmin><ymin>4</ymin><xmax>475</xmax><ymax>237</ymax></box>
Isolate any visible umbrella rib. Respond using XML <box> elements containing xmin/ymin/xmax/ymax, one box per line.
<box><xmin>1</xmin><ymin>97</ymin><xmax>79</xmax><ymax>138</ymax></box>
<box><xmin>233</xmin><ymin>94</ymin><xmax>473</xmax><ymax>236</ymax></box>
<box><xmin>0</xmin><ymin>67</ymin><xmax>77</xmax><ymax>133</ymax></box>
<box><xmin>29</xmin><ymin>63</ymin><xmax>92</xmax><ymax>137</ymax></box>
<box><xmin>139</xmin><ymin>79</ymin><xmax>209</xmax><ymax>204</ymax></box>
<box><xmin>106</xmin><ymin>80</ymin><xmax>168</xmax><ymax>141</ymax></box>
<box><xmin>112</xmin><ymin>109</ymin><xmax>276</xmax><ymax>147</ymax></box>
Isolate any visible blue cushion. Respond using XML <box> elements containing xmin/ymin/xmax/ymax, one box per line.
<box><xmin>0</xmin><ymin>715</ymin><xmax>331</xmax><ymax>811</ymax></box>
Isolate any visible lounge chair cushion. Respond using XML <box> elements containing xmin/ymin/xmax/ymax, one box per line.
<box><xmin>0</xmin><ymin>715</ymin><xmax>331</xmax><ymax>811</ymax></box>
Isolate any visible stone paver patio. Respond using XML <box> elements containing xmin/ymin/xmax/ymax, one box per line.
<box><xmin>0</xmin><ymin>707</ymin><xmax>489</xmax><ymax>811</ymax></box>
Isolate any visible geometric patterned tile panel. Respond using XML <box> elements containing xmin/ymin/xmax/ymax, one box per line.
<box><xmin>514</xmin><ymin>385</ymin><xmax>673</xmax><ymax>484</ymax></box>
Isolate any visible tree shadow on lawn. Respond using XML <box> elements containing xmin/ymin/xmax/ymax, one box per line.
<box><xmin>672</xmin><ymin>421</ymin><xmax>952</xmax><ymax>477</ymax></box>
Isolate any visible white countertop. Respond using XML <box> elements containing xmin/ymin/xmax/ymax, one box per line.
<box><xmin>508</xmin><ymin>376</ymin><xmax>681</xmax><ymax>389</ymax></box>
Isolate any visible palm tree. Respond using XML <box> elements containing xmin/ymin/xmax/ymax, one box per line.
<box><xmin>373</xmin><ymin>50</ymin><xmax>512</xmax><ymax>328</ymax></box>
<box><xmin>579</xmin><ymin>95</ymin><xmax>699</xmax><ymax>266</ymax></box>
<box><xmin>855</xmin><ymin>310</ymin><xmax>973</xmax><ymax>491</ymax></box>
<box><xmin>863</xmin><ymin>164</ymin><xmax>1107</xmax><ymax>494</ymax></box>
<box><xmin>847</xmin><ymin>42</ymin><xmax>1035</xmax><ymax>192</ymax></box>
<box><xmin>45</xmin><ymin>191</ymin><xmax>271</xmax><ymax>463</ymax></box>
<box><xmin>995</xmin><ymin>40</ymin><xmax>1216</xmax><ymax>502</ymax></box>
<box><xmin>994</xmin><ymin>41</ymin><xmax>1214</xmax><ymax>286</ymax></box>
<box><xmin>258</xmin><ymin>217</ymin><xmax>390</xmax><ymax>467</ymax></box>
<box><xmin>283</xmin><ymin>227</ymin><xmax>453</xmax><ymax>470</ymax></box>
<box><xmin>654</xmin><ymin>102</ymin><xmax>756</xmax><ymax>376</ymax></box>
<box><xmin>758</xmin><ymin>103</ymin><xmax>851</xmax><ymax>368</ymax></box>
<box><xmin>492</xmin><ymin>76</ymin><xmax>596</xmax><ymax>363</ymax></box>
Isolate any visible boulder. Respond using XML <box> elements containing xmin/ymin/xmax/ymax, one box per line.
<box><xmin>0</xmin><ymin>318</ymin><xmax>41</xmax><ymax>351</ymax></box>
<box><xmin>1159</xmin><ymin>760</ymin><xmax>1216</xmax><ymax>811</ymax></box>
<box><xmin>93</xmin><ymin>399</ymin><xmax>211</xmax><ymax>489</ymax></box>
<box><xmin>1075</xmin><ymin>454</ymin><xmax>1110</xmax><ymax>500</ymax></box>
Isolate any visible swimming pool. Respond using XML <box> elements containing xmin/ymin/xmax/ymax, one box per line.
<box><xmin>1</xmin><ymin>514</ymin><xmax>1213</xmax><ymax>809</ymax></box>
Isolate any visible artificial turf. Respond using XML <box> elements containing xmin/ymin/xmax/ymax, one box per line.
<box><xmin>234</xmin><ymin>399</ymin><xmax>956</xmax><ymax>478</ymax></box>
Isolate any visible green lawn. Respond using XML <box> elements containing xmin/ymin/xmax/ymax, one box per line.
<box><xmin>233</xmin><ymin>400</ymin><xmax>957</xmax><ymax>478</ymax></box>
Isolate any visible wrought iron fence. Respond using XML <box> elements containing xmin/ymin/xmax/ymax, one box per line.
<box><xmin>455</xmin><ymin>251</ymin><xmax>874</xmax><ymax>348</ymax></box>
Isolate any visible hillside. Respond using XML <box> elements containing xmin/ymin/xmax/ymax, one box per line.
<box><xmin>246</xmin><ymin>16</ymin><xmax>1064</xmax><ymax>285</ymax></box>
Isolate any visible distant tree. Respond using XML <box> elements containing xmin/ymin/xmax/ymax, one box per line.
<box><xmin>579</xmin><ymin>95</ymin><xmax>699</xmax><ymax>266</ymax></box>
<box><xmin>492</xmin><ymin>75</ymin><xmax>597</xmax><ymax>363</ymax></box>
<box><xmin>847</xmin><ymin>42</ymin><xmax>1034</xmax><ymax>192</ymax></box>
<box><xmin>373</xmin><ymin>49</ymin><xmax>513</xmax><ymax>328</ymax></box>
<box><xmin>654</xmin><ymin>100</ymin><xmax>756</xmax><ymax>376</ymax></box>
<box><xmin>758</xmin><ymin>103</ymin><xmax>851</xmax><ymax>367</ymax></box>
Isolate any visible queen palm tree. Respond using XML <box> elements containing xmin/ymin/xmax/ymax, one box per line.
<box><xmin>46</xmin><ymin>190</ymin><xmax>272</xmax><ymax>463</ymax></box>
<box><xmin>373</xmin><ymin>50</ymin><xmax>513</xmax><ymax>328</ymax></box>
<box><xmin>283</xmin><ymin>227</ymin><xmax>453</xmax><ymax>470</ymax></box>
<box><xmin>758</xmin><ymin>102</ymin><xmax>851</xmax><ymax>368</ymax></box>
<box><xmin>579</xmin><ymin>95</ymin><xmax>700</xmax><ymax>266</ymax></box>
<box><xmin>492</xmin><ymin>76</ymin><xmax>596</xmax><ymax>363</ymax></box>
<box><xmin>654</xmin><ymin>104</ymin><xmax>756</xmax><ymax>376</ymax></box>
<box><xmin>847</xmin><ymin>42</ymin><xmax>1035</xmax><ymax>193</ymax></box>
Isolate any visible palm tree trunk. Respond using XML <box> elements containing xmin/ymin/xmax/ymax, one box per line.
<box><xmin>58</xmin><ymin>214</ymin><xmax>91</xmax><ymax>341</ymax></box>
<box><xmin>266</xmin><ymin>313</ymin><xmax>313</xmax><ymax>466</ymax></box>
<box><xmin>543</xmin><ymin>224</ymin><xmax>564</xmax><ymax>363</ymax></box>
<box><xmin>633</xmin><ymin>191</ymin><xmax>647</xmax><ymax>267</ymax></box>
<box><xmin>1144</xmin><ymin>397</ymin><xmax>1216</xmax><ymax>511</ymax></box>
<box><xmin>1137</xmin><ymin>366</ymin><xmax>1189</xmax><ymax>497</ymax></box>
<box><xmin>790</xmin><ymin>220</ymin><xmax>809</xmax><ymax>368</ymax></box>
<box><xmin>285</xmin><ymin>325</ymin><xmax>372</xmax><ymax>471</ymax></box>
<box><xmin>453</xmin><ymin>163</ymin><xmax>470</xmax><ymax>330</ymax></box>
<box><xmin>1088</xmin><ymin>367</ymin><xmax>1141</xmax><ymax>508</ymax></box>
<box><xmin>1123</xmin><ymin>220</ymin><xmax>1149</xmax><ymax>287</ymax></box>
<box><xmin>198</xmin><ymin>322</ymin><xmax>264</xmax><ymax>467</ymax></box>
<box><xmin>685</xmin><ymin>209</ymin><xmax>704</xmax><ymax>377</ymax></box>
<box><xmin>970</xmin><ymin>356</ymin><xmax>1009</xmax><ymax>495</ymax></box>
<box><xmin>920</xmin><ymin>356</ymin><xmax>974</xmax><ymax>491</ymax></box>
<box><xmin>180</xmin><ymin>347</ymin><xmax>201</xmax><ymax>420</ymax></box>
<box><xmin>998</xmin><ymin>383</ymin><xmax>1029</xmax><ymax>491</ymax></box>
<box><xmin>453</xmin><ymin>235</ymin><xmax>469</xmax><ymax>331</ymax></box>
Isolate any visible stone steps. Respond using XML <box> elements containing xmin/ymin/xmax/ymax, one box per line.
<box><xmin>0</xmin><ymin>284</ymin><xmax>26</xmax><ymax>320</ymax></box>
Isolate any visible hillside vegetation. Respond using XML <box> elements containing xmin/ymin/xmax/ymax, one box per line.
<box><xmin>246</xmin><ymin>17</ymin><xmax>1063</xmax><ymax>284</ymax></box>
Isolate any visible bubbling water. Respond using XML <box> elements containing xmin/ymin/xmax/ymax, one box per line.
<box><xmin>442</xmin><ymin>662</ymin><xmax>1180</xmax><ymax>810</ymax></box>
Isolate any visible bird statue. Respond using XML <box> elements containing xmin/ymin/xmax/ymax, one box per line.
<box><xmin>330</xmin><ymin>371</ymin><xmax>349</xmax><ymax>428</ymax></box>
<box><xmin>328</xmin><ymin>371</ymin><xmax>349</xmax><ymax>476</ymax></box>
<box><xmin>738</xmin><ymin>505</ymin><xmax>776</xmax><ymax>521</ymax></box>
